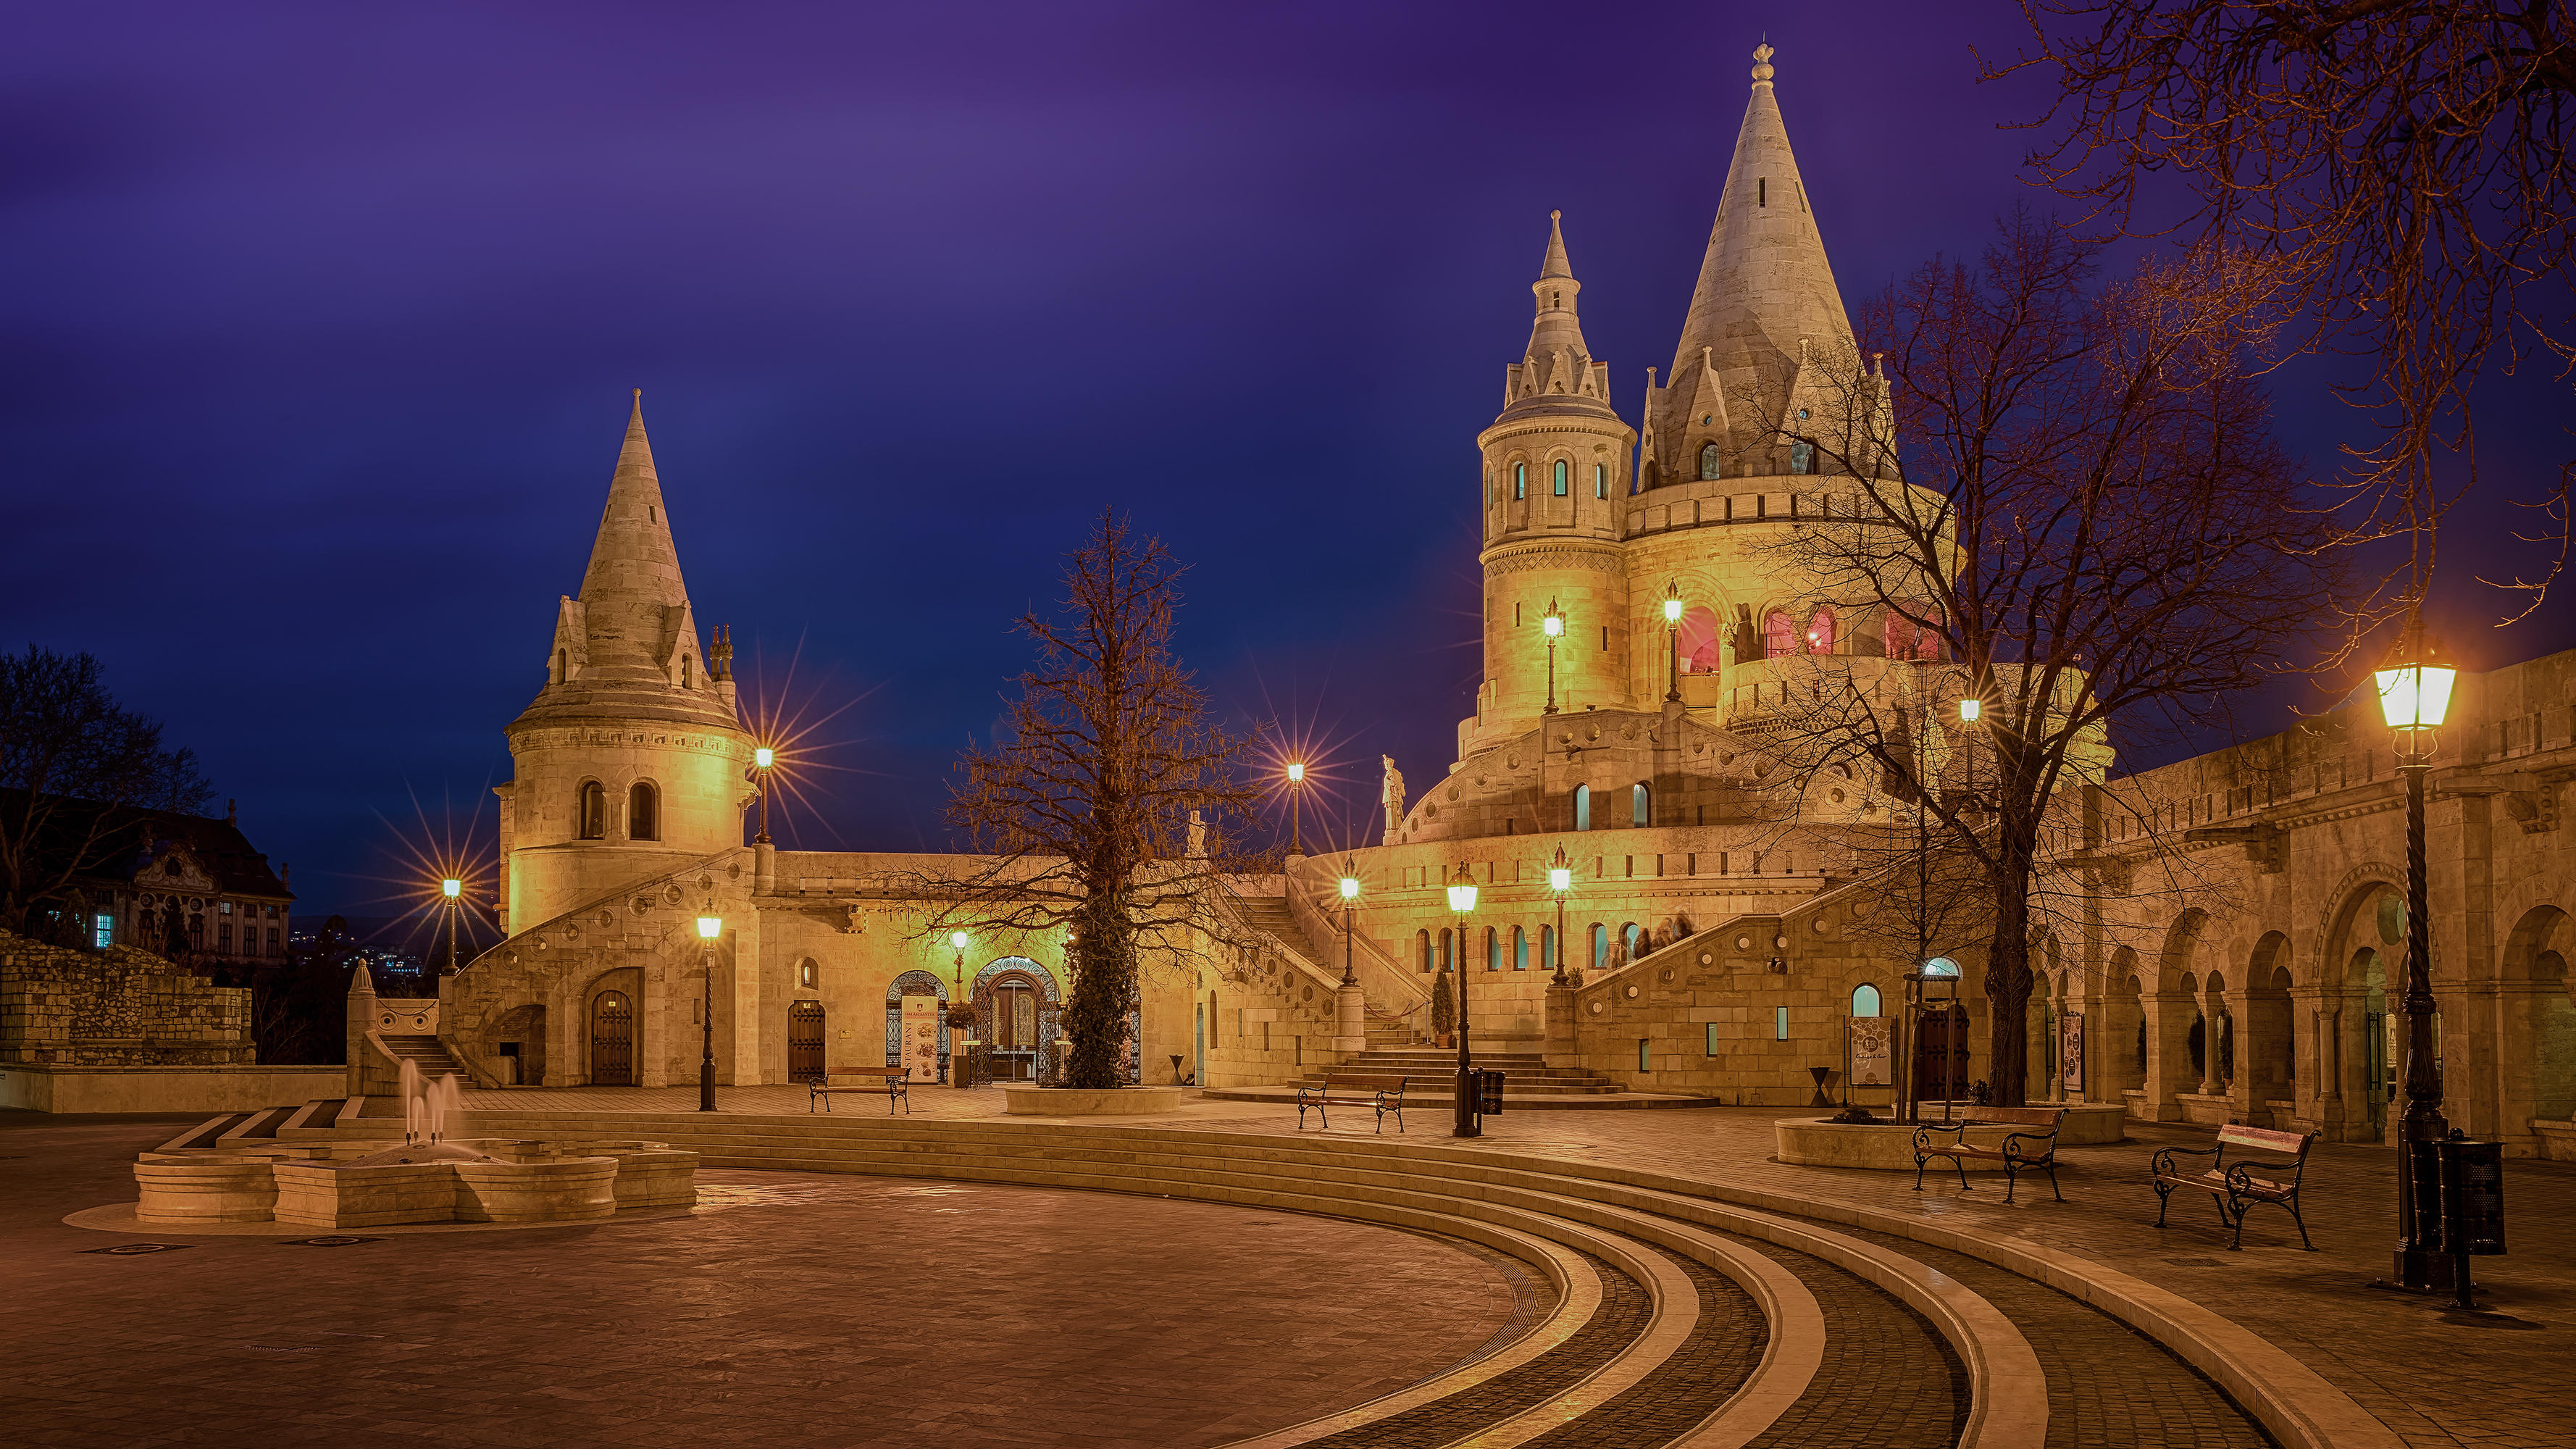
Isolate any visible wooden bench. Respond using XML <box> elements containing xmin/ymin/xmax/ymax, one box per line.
<box><xmin>808</xmin><ymin>1066</ymin><xmax>913</xmax><ymax>1115</ymax></box>
<box><xmin>1295</xmin><ymin>1073</ymin><xmax>1408</xmax><ymax>1133</ymax></box>
<box><xmin>2152</xmin><ymin>1122</ymin><xmax>2318</xmax><ymax>1250</ymax></box>
<box><xmin>1913</xmin><ymin>1106</ymin><xmax>2067</xmax><ymax>1203</ymax></box>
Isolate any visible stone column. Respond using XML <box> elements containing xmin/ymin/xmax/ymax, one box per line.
<box><xmin>1332</xmin><ymin>981</ymin><xmax>1366</xmax><ymax>1056</ymax></box>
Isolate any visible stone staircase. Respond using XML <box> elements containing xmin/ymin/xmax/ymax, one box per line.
<box><xmin>379</xmin><ymin>1034</ymin><xmax>470</xmax><ymax>1080</ymax></box>
<box><xmin>1232</xmin><ymin>886</ymin><xmax>1427</xmax><ymax>1048</ymax></box>
<box><xmin>1294</xmin><ymin>1047</ymin><xmax>1624</xmax><ymax>1095</ymax></box>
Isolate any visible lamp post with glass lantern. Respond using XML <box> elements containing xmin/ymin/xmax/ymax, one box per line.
<box><xmin>1542</xmin><ymin>600</ymin><xmax>1566</xmax><ymax>714</ymax></box>
<box><xmin>1663</xmin><ymin>581</ymin><xmax>1684</xmax><ymax>703</ymax></box>
<box><xmin>695</xmin><ymin>909</ymin><xmax>722</xmax><ymax>1111</ymax></box>
<box><xmin>1447</xmin><ymin>864</ymin><xmax>1481</xmax><ymax>1137</ymax></box>
<box><xmin>440</xmin><ymin>877</ymin><xmax>461</xmax><ymax>975</ymax></box>
<box><xmin>1955</xmin><ymin>694</ymin><xmax>1981</xmax><ymax>817</ymax></box>
<box><xmin>1337</xmin><ymin>866</ymin><xmax>1360</xmax><ymax>986</ymax></box>
<box><xmin>2375</xmin><ymin>608</ymin><xmax>2457</xmax><ymax>1291</ymax></box>
<box><xmin>1285</xmin><ymin>761</ymin><xmax>1308</xmax><ymax>856</ymax></box>
<box><xmin>948</xmin><ymin>930</ymin><xmax>977</xmax><ymax>1088</ymax></box>
<box><xmin>751</xmin><ymin>746</ymin><xmax>775</xmax><ymax>844</ymax></box>
<box><xmin>1548</xmin><ymin>846</ymin><xmax>1573</xmax><ymax>985</ymax></box>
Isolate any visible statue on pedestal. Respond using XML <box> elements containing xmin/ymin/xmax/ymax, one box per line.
<box><xmin>1380</xmin><ymin>756</ymin><xmax>1407</xmax><ymax>842</ymax></box>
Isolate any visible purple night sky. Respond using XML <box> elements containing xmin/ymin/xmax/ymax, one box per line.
<box><xmin>6</xmin><ymin>4</ymin><xmax>2567</xmax><ymax>919</ymax></box>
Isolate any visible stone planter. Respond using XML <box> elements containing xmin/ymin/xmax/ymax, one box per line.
<box><xmin>1003</xmin><ymin>1085</ymin><xmax>1188</xmax><ymax>1116</ymax></box>
<box><xmin>1774</xmin><ymin>1118</ymin><xmax>2009</xmax><ymax>1172</ymax></box>
<box><xmin>2175</xmin><ymin>1092</ymin><xmax>2235</xmax><ymax>1126</ymax></box>
<box><xmin>452</xmin><ymin>1158</ymin><xmax>617</xmax><ymax>1223</ymax></box>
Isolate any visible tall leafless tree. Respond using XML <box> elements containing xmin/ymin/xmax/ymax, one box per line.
<box><xmin>917</xmin><ymin>511</ymin><xmax>1263</xmax><ymax>1089</ymax></box>
<box><xmin>1995</xmin><ymin>1</ymin><xmax>2576</xmax><ymax>625</ymax></box>
<box><xmin>0</xmin><ymin>646</ymin><xmax>211</xmax><ymax>940</ymax></box>
<box><xmin>1749</xmin><ymin>215</ymin><xmax>2341</xmax><ymax>1106</ymax></box>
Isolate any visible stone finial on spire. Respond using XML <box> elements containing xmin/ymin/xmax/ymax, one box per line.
<box><xmin>1752</xmin><ymin>42</ymin><xmax>1774</xmax><ymax>83</ymax></box>
<box><xmin>1540</xmin><ymin>209</ymin><xmax>1572</xmax><ymax>280</ymax></box>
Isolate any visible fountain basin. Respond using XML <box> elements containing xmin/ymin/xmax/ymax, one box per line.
<box><xmin>453</xmin><ymin>1158</ymin><xmax>617</xmax><ymax>1223</ymax></box>
<box><xmin>133</xmin><ymin>1137</ymin><xmax>694</xmax><ymax>1229</ymax></box>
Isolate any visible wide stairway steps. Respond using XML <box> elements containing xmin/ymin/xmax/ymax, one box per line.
<box><xmin>1299</xmin><ymin>1048</ymin><xmax>1626</xmax><ymax>1095</ymax></box>
<box><xmin>377</xmin><ymin>1034</ymin><xmax>469</xmax><ymax>1079</ymax></box>
<box><xmin>293</xmin><ymin>1108</ymin><xmax>2305</xmax><ymax>1449</ymax></box>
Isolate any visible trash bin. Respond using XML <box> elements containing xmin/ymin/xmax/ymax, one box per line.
<box><xmin>1478</xmin><ymin>1069</ymin><xmax>1506</xmax><ymax>1116</ymax></box>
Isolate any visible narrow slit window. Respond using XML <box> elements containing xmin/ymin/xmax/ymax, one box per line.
<box><xmin>1553</xmin><ymin>460</ymin><xmax>1568</xmax><ymax>496</ymax></box>
<box><xmin>1775</xmin><ymin>1006</ymin><xmax>1789</xmax><ymax>1040</ymax></box>
<box><xmin>1758</xmin><ymin>178</ymin><xmax>1768</xmax><ymax>206</ymax></box>
<box><xmin>1594</xmin><ymin>463</ymin><xmax>1607</xmax><ymax>498</ymax></box>
<box><xmin>1514</xmin><ymin>462</ymin><xmax>1527</xmax><ymax>500</ymax></box>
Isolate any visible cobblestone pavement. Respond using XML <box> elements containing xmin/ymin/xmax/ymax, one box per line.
<box><xmin>1739</xmin><ymin>1239</ymin><xmax>1967</xmax><ymax>1449</ymax></box>
<box><xmin>1517</xmin><ymin>1249</ymin><xmax>1762</xmax><ymax>1449</ymax></box>
<box><xmin>427</xmin><ymin>1085</ymin><xmax>2569</xmax><ymax>1447</ymax></box>
<box><xmin>1</xmin><ymin>1114</ymin><xmax>1519</xmax><ymax>1449</ymax></box>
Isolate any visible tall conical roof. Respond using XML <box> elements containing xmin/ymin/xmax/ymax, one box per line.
<box><xmin>1652</xmin><ymin>43</ymin><xmax>1857</xmax><ymax>474</ymax></box>
<box><xmin>575</xmin><ymin>392</ymin><xmax>690</xmax><ymax>683</ymax></box>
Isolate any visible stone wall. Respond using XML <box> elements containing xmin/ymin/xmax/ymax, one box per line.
<box><xmin>0</xmin><ymin>929</ymin><xmax>253</xmax><ymax>1067</ymax></box>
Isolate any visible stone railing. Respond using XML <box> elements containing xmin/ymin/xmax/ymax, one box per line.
<box><xmin>1284</xmin><ymin>856</ymin><xmax>1428</xmax><ymax>1011</ymax></box>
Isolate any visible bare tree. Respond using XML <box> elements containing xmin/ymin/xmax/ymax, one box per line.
<box><xmin>1746</xmin><ymin>215</ymin><xmax>2341</xmax><ymax>1106</ymax></box>
<box><xmin>1996</xmin><ymin>1</ymin><xmax>2576</xmax><ymax>623</ymax></box>
<box><xmin>917</xmin><ymin>511</ymin><xmax>1263</xmax><ymax>1089</ymax></box>
<box><xmin>0</xmin><ymin>646</ymin><xmax>212</xmax><ymax>938</ymax></box>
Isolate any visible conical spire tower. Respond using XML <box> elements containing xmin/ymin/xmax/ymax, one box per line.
<box><xmin>1644</xmin><ymin>43</ymin><xmax>1859</xmax><ymax>488</ymax></box>
<box><xmin>577</xmin><ymin>392</ymin><xmax>695</xmax><ymax>683</ymax></box>
<box><xmin>1502</xmin><ymin>211</ymin><xmax>1615</xmax><ymax>415</ymax></box>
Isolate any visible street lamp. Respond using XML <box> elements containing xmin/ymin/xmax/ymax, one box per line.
<box><xmin>1337</xmin><ymin>865</ymin><xmax>1360</xmax><ymax>987</ymax></box>
<box><xmin>1956</xmin><ymin>694</ymin><xmax>1981</xmax><ymax>816</ymax></box>
<box><xmin>1447</xmin><ymin>863</ymin><xmax>1480</xmax><ymax>1137</ymax></box>
<box><xmin>2375</xmin><ymin>608</ymin><xmax>2456</xmax><ymax>1291</ymax></box>
<box><xmin>1547</xmin><ymin>845</ymin><xmax>1573</xmax><ymax>985</ymax></box>
<box><xmin>695</xmin><ymin>909</ymin><xmax>722</xmax><ymax>1111</ymax></box>
<box><xmin>751</xmin><ymin>746</ymin><xmax>776</xmax><ymax>845</ymax></box>
<box><xmin>1663</xmin><ymin>581</ymin><xmax>1684</xmax><ymax>703</ymax></box>
<box><xmin>948</xmin><ymin>930</ymin><xmax>974</xmax><ymax>1088</ymax></box>
<box><xmin>440</xmin><ymin>877</ymin><xmax>461</xmax><ymax>976</ymax></box>
<box><xmin>1541</xmin><ymin>599</ymin><xmax>1566</xmax><ymax>714</ymax></box>
<box><xmin>1285</xmin><ymin>760</ymin><xmax>1308</xmax><ymax>856</ymax></box>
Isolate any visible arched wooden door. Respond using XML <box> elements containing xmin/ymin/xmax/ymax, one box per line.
<box><xmin>1913</xmin><ymin>1003</ymin><xmax>1968</xmax><ymax>1104</ymax></box>
<box><xmin>788</xmin><ymin>1001</ymin><xmax>827</xmax><ymax>1082</ymax></box>
<box><xmin>590</xmin><ymin>990</ymin><xmax>635</xmax><ymax>1086</ymax></box>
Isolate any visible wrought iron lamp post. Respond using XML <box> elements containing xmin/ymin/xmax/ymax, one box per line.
<box><xmin>948</xmin><ymin>930</ymin><xmax>977</xmax><ymax>1088</ymax></box>
<box><xmin>751</xmin><ymin>746</ymin><xmax>774</xmax><ymax>844</ymax></box>
<box><xmin>1285</xmin><ymin>761</ymin><xmax>1308</xmax><ymax>856</ymax></box>
<box><xmin>1663</xmin><ymin>581</ymin><xmax>1684</xmax><ymax>702</ymax></box>
<box><xmin>1448</xmin><ymin>864</ymin><xmax>1480</xmax><ymax>1137</ymax></box>
<box><xmin>695</xmin><ymin>909</ymin><xmax>722</xmax><ymax>1111</ymax></box>
<box><xmin>440</xmin><ymin>877</ymin><xmax>461</xmax><ymax>975</ymax></box>
<box><xmin>2375</xmin><ymin>608</ymin><xmax>2456</xmax><ymax>1291</ymax></box>
<box><xmin>1338</xmin><ymin>865</ymin><xmax>1360</xmax><ymax>987</ymax></box>
<box><xmin>1548</xmin><ymin>846</ymin><xmax>1573</xmax><ymax>985</ymax></box>
<box><xmin>1541</xmin><ymin>599</ymin><xmax>1565</xmax><ymax>714</ymax></box>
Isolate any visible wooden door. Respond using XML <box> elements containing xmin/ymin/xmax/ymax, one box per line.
<box><xmin>590</xmin><ymin>990</ymin><xmax>635</xmax><ymax>1086</ymax></box>
<box><xmin>788</xmin><ymin>1001</ymin><xmax>826</xmax><ymax>1082</ymax></box>
<box><xmin>1914</xmin><ymin>1004</ymin><xmax>1967</xmax><ymax>1103</ymax></box>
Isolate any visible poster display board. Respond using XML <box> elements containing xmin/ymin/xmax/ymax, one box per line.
<box><xmin>902</xmin><ymin>994</ymin><xmax>940</xmax><ymax>1083</ymax></box>
<box><xmin>1849</xmin><ymin>1016</ymin><xmax>1893</xmax><ymax>1087</ymax></box>
<box><xmin>2059</xmin><ymin>1010</ymin><xmax>2084</xmax><ymax>1095</ymax></box>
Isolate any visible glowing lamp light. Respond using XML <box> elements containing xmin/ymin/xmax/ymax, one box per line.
<box><xmin>1957</xmin><ymin>696</ymin><xmax>1981</xmax><ymax>724</ymax></box>
<box><xmin>1339</xmin><ymin>874</ymin><xmax>1360</xmax><ymax>901</ymax></box>
<box><xmin>1664</xmin><ymin>598</ymin><xmax>1684</xmax><ymax>622</ymax></box>
<box><xmin>1446</xmin><ymin>874</ymin><xmax>1478</xmax><ymax>914</ymax></box>
<box><xmin>440</xmin><ymin>877</ymin><xmax>461</xmax><ymax>899</ymax></box>
<box><xmin>950</xmin><ymin>931</ymin><xmax>970</xmax><ymax>950</ymax></box>
<box><xmin>1542</xmin><ymin>613</ymin><xmax>1564</xmax><ymax>638</ymax></box>
<box><xmin>1286</xmin><ymin>761</ymin><xmax>1305</xmax><ymax>783</ymax></box>
<box><xmin>1549</xmin><ymin>866</ymin><xmax>1573</xmax><ymax>892</ymax></box>
<box><xmin>754</xmin><ymin>746</ymin><xmax>774</xmax><ymax>769</ymax></box>
<box><xmin>2375</xmin><ymin>641</ymin><xmax>2456</xmax><ymax>732</ymax></box>
<box><xmin>696</xmin><ymin>914</ymin><xmax>722</xmax><ymax>940</ymax></box>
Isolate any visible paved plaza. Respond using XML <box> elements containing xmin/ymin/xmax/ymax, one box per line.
<box><xmin>10</xmin><ymin>1092</ymin><xmax>2572</xmax><ymax>1447</ymax></box>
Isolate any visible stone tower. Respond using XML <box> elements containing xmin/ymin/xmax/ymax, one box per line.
<box><xmin>493</xmin><ymin>393</ymin><xmax>753</xmax><ymax>934</ymax></box>
<box><xmin>1467</xmin><ymin>212</ymin><xmax>1639</xmax><ymax>755</ymax></box>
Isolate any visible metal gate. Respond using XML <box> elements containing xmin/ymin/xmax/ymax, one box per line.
<box><xmin>788</xmin><ymin>1001</ymin><xmax>826</xmax><ymax>1082</ymax></box>
<box><xmin>590</xmin><ymin>990</ymin><xmax>635</xmax><ymax>1086</ymax></box>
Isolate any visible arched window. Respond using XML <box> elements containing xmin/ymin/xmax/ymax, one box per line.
<box><xmin>680</xmin><ymin>655</ymin><xmax>693</xmax><ymax>688</ymax></box>
<box><xmin>1622</xmin><ymin>922</ymin><xmax>1644</xmax><ymax>959</ymax></box>
<box><xmin>1805</xmin><ymin>608</ymin><xmax>1836</xmax><ymax>655</ymax></box>
<box><xmin>1591</xmin><ymin>923</ymin><xmax>1607</xmax><ymax>971</ymax></box>
<box><xmin>1418</xmin><ymin>929</ymin><xmax>1432</xmax><ymax>972</ymax></box>
<box><xmin>1631</xmin><ymin>782</ymin><xmax>1651</xmax><ymax>827</ymax></box>
<box><xmin>1573</xmin><ymin>783</ymin><xmax>1591</xmax><ymax>832</ymax></box>
<box><xmin>1923</xmin><ymin>956</ymin><xmax>1961</xmax><ymax>978</ymax></box>
<box><xmin>577</xmin><ymin>782</ymin><xmax>607</xmax><ymax>840</ymax></box>
<box><xmin>1513</xmin><ymin>927</ymin><xmax>1529</xmax><ymax>971</ymax></box>
<box><xmin>1513</xmin><ymin>462</ymin><xmax>1527</xmax><ymax>500</ymax></box>
<box><xmin>627</xmin><ymin>780</ymin><xmax>659</xmax><ymax>841</ymax></box>
<box><xmin>1698</xmin><ymin>442</ymin><xmax>1723</xmax><ymax>480</ymax></box>
<box><xmin>1882</xmin><ymin>603</ymin><xmax>1944</xmax><ymax>661</ymax></box>
<box><xmin>1676</xmin><ymin>605</ymin><xmax>1723</xmax><ymax>675</ymax></box>
<box><xmin>1789</xmin><ymin>440</ymin><xmax>1814</xmax><ymax>475</ymax></box>
<box><xmin>1852</xmin><ymin>984</ymin><xmax>1882</xmax><ymax>1017</ymax></box>
<box><xmin>1552</xmin><ymin>459</ymin><xmax>1568</xmax><ymax>496</ymax></box>
<box><xmin>1485</xmin><ymin>927</ymin><xmax>1500</xmax><ymax>971</ymax></box>
<box><xmin>1438</xmin><ymin>928</ymin><xmax>1452</xmax><ymax>972</ymax></box>
<box><xmin>1539</xmin><ymin>924</ymin><xmax>1553</xmax><ymax>973</ymax></box>
<box><xmin>1762</xmin><ymin>610</ymin><xmax>1796</xmax><ymax>660</ymax></box>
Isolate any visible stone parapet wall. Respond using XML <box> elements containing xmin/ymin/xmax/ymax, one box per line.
<box><xmin>0</xmin><ymin>929</ymin><xmax>253</xmax><ymax>1067</ymax></box>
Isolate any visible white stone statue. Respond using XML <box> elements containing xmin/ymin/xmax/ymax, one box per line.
<box><xmin>1380</xmin><ymin>756</ymin><xmax>1407</xmax><ymax>842</ymax></box>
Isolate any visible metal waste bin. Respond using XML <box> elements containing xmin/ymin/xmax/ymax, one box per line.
<box><xmin>1478</xmin><ymin>1069</ymin><xmax>1506</xmax><ymax>1116</ymax></box>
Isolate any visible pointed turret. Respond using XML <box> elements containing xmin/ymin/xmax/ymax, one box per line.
<box><xmin>1502</xmin><ymin>211</ymin><xmax>1615</xmax><ymax>416</ymax></box>
<box><xmin>576</xmin><ymin>392</ymin><xmax>694</xmax><ymax>685</ymax></box>
<box><xmin>1644</xmin><ymin>43</ymin><xmax>1859</xmax><ymax>486</ymax></box>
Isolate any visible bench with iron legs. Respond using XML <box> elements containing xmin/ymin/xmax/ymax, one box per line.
<box><xmin>2152</xmin><ymin>1122</ymin><xmax>2317</xmax><ymax>1250</ymax></box>
<box><xmin>1295</xmin><ymin>1073</ymin><xmax>1408</xmax><ymax>1132</ymax></box>
<box><xmin>1914</xmin><ymin>1106</ymin><xmax>2067</xmax><ymax>1203</ymax></box>
<box><xmin>808</xmin><ymin>1066</ymin><xmax>912</xmax><ymax>1115</ymax></box>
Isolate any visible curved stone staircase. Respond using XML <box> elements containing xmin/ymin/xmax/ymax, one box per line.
<box><xmin>331</xmin><ymin>1108</ymin><xmax>2389</xmax><ymax>1449</ymax></box>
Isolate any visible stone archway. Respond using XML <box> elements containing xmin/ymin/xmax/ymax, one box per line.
<box><xmin>2501</xmin><ymin>905</ymin><xmax>2575</xmax><ymax>1151</ymax></box>
<box><xmin>2241</xmin><ymin>934</ymin><xmax>2294</xmax><ymax>1128</ymax></box>
<box><xmin>972</xmin><ymin>956</ymin><xmax>1063</xmax><ymax>1082</ymax></box>
<box><xmin>490</xmin><ymin>1003</ymin><xmax>547</xmax><ymax>1087</ymax></box>
<box><xmin>588</xmin><ymin>987</ymin><xmax>636</xmax><ymax>1087</ymax></box>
